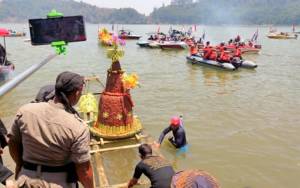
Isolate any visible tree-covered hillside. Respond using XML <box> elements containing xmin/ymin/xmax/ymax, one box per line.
<box><xmin>0</xmin><ymin>0</ymin><xmax>147</xmax><ymax>24</ymax></box>
<box><xmin>0</xmin><ymin>0</ymin><xmax>300</xmax><ymax>24</ymax></box>
<box><xmin>150</xmin><ymin>0</ymin><xmax>300</xmax><ymax>24</ymax></box>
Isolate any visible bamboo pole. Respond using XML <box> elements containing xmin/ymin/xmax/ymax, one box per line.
<box><xmin>91</xmin><ymin>143</ymin><xmax>110</xmax><ymax>187</ymax></box>
<box><xmin>89</xmin><ymin>134</ymin><xmax>148</xmax><ymax>146</ymax></box>
<box><xmin>0</xmin><ymin>53</ymin><xmax>57</xmax><ymax>98</ymax></box>
<box><xmin>90</xmin><ymin>143</ymin><xmax>141</xmax><ymax>154</ymax></box>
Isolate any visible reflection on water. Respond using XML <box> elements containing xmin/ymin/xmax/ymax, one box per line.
<box><xmin>0</xmin><ymin>24</ymin><xmax>300</xmax><ymax>188</ymax></box>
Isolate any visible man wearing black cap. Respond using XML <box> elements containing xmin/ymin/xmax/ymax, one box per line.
<box><xmin>8</xmin><ymin>71</ymin><xmax>94</xmax><ymax>188</ymax></box>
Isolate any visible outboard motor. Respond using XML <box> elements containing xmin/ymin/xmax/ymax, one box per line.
<box><xmin>231</xmin><ymin>57</ymin><xmax>242</xmax><ymax>69</ymax></box>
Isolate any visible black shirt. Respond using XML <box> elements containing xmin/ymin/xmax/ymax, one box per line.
<box><xmin>133</xmin><ymin>156</ymin><xmax>175</xmax><ymax>188</ymax></box>
<box><xmin>158</xmin><ymin>126</ymin><xmax>187</xmax><ymax>148</ymax></box>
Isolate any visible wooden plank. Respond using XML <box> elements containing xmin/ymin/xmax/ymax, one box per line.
<box><xmin>90</xmin><ymin>143</ymin><xmax>141</xmax><ymax>154</ymax></box>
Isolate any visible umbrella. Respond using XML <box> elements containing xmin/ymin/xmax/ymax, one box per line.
<box><xmin>0</xmin><ymin>28</ymin><xmax>9</xmax><ymax>36</ymax></box>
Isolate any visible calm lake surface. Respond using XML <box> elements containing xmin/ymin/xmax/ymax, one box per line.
<box><xmin>0</xmin><ymin>23</ymin><xmax>300</xmax><ymax>188</ymax></box>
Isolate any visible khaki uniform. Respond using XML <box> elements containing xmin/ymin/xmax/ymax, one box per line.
<box><xmin>10</xmin><ymin>100</ymin><xmax>90</xmax><ymax>188</ymax></box>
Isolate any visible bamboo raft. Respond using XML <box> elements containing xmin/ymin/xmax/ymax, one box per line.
<box><xmin>83</xmin><ymin>112</ymin><xmax>156</xmax><ymax>188</ymax></box>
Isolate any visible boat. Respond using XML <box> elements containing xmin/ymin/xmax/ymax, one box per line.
<box><xmin>226</xmin><ymin>45</ymin><xmax>261</xmax><ymax>54</ymax></box>
<box><xmin>186</xmin><ymin>55</ymin><xmax>257</xmax><ymax>70</ymax></box>
<box><xmin>267</xmin><ymin>32</ymin><xmax>298</xmax><ymax>39</ymax></box>
<box><xmin>136</xmin><ymin>40</ymin><xmax>160</xmax><ymax>48</ymax></box>
<box><xmin>0</xmin><ymin>64</ymin><xmax>14</xmax><ymax>83</ymax></box>
<box><xmin>7</xmin><ymin>30</ymin><xmax>26</xmax><ymax>37</ymax></box>
<box><xmin>119</xmin><ymin>29</ymin><xmax>141</xmax><ymax>40</ymax></box>
<box><xmin>159</xmin><ymin>41</ymin><xmax>188</xmax><ymax>50</ymax></box>
<box><xmin>187</xmin><ymin>55</ymin><xmax>236</xmax><ymax>70</ymax></box>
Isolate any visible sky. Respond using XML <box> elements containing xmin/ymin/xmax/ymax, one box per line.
<box><xmin>75</xmin><ymin>0</ymin><xmax>171</xmax><ymax>15</ymax></box>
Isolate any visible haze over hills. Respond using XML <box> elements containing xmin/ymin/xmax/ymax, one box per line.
<box><xmin>0</xmin><ymin>0</ymin><xmax>300</xmax><ymax>24</ymax></box>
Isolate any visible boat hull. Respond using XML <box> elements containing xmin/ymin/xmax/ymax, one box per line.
<box><xmin>120</xmin><ymin>35</ymin><xmax>141</xmax><ymax>40</ymax></box>
<box><xmin>186</xmin><ymin>56</ymin><xmax>257</xmax><ymax>70</ymax></box>
<box><xmin>267</xmin><ymin>34</ymin><xmax>298</xmax><ymax>39</ymax></box>
<box><xmin>186</xmin><ymin>56</ymin><xmax>236</xmax><ymax>70</ymax></box>
<box><xmin>160</xmin><ymin>42</ymin><xmax>188</xmax><ymax>50</ymax></box>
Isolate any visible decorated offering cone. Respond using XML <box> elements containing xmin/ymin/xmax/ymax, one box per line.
<box><xmin>91</xmin><ymin>37</ymin><xmax>142</xmax><ymax>139</ymax></box>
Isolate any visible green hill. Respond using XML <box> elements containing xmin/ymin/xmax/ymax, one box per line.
<box><xmin>0</xmin><ymin>0</ymin><xmax>147</xmax><ymax>24</ymax></box>
<box><xmin>149</xmin><ymin>0</ymin><xmax>300</xmax><ymax>24</ymax></box>
<box><xmin>1</xmin><ymin>0</ymin><xmax>300</xmax><ymax>24</ymax></box>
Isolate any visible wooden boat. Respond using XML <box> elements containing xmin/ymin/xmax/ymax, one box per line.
<box><xmin>119</xmin><ymin>29</ymin><xmax>141</xmax><ymax>40</ymax></box>
<box><xmin>267</xmin><ymin>32</ymin><xmax>298</xmax><ymax>39</ymax></box>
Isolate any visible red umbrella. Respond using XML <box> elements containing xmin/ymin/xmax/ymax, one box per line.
<box><xmin>0</xmin><ymin>28</ymin><xmax>9</xmax><ymax>37</ymax></box>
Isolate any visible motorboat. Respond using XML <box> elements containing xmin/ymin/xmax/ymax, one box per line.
<box><xmin>136</xmin><ymin>40</ymin><xmax>160</xmax><ymax>48</ymax></box>
<box><xmin>187</xmin><ymin>55</ymin><xmax>236</xmax><ymax>70</ymax></box>
<box><xmin>159</xmin><ymin>41</ymin><xmax>188</xmax><ymax>50</ymax></box>
<box><xmin>267</xmin><ymin>32</ymin><xmax>298</xmax><ymax>39</ymax></box>
<box><xmin>119</xmin><ymin>29</ymin><xmax>141</xmax><ymax>40</ymax></box>
<box><xmin>186</xmin><ymin>55</ymin><xmax>257</xmax><ymax>70</ymax></box>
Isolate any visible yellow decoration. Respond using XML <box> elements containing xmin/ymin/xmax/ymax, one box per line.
<box><xmin>78</xmin><ymin>93</ymin><xmax>98</xmax><ymax>114</ymax></box>
<box><xmin>90</xmin><ymin>116</ymin><xmax>143</xmax><ymax>139</ymax></box>
<box><xmin>122</xmin><ymin>73</ymin><xmax>139</xmax><ymax>90</ymax></box>
<box><xmin>98</xmin><ymin>28</ymin><xmax>112</xmax><ymax>45</ymax></box>
<box><xmin>116</xmin><ymin>114</ymin><xmax>123</xmax><ymax>120</ymax></box>
<box><xmin>103</xmin><ymin>112</ymin><xmax>109</xmax><ymax>118</ymax></box>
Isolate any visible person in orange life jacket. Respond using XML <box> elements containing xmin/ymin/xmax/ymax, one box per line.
<box><xmin>203</xmin><ymin>41</ymin><xmax>212</xmax><ymax>59</ymax></box>
<box><xmin>190</xmin><ymin>44</ymin><xmax>199</xmax><ymax>56</ymax></box>
<box><xmin>208</xmin><ymin>48</ymin><xmax>217</xmax><ymax>61</ymax></box>
<box><xmin>219</xmin><ymin>47</ymin><xmax>232</xmax><ymax>63</ymax></box>
<box><xmin>234</xmin><ymin>45</ymin><xmax>242</xmax><ymax>59</ymax></box>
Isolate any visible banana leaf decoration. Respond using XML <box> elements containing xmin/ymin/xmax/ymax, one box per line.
<box><xmin>107</xmin><ymin>45</ymin><xmax>124</xmax><ymax>62</ymax></box>
<box><xmin>78</xmin><ymin>93</ymin><xmax>98</xmax><ymax>114</ymax></box>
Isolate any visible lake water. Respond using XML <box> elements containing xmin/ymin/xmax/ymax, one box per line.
<box><xmin>0</xmin><ymin>23</ymin><xmax>300</xmax><ymax>188</ymax></box>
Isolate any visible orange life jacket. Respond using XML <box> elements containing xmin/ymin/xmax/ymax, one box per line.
<box><xmin>220</xmin><ymin>51</ymin><xmax>231</xmax><ymax>62</ymax></box>
<box><xmin>209</xmin><ymin>50</ymin><xmax>217</xmax><ymax>60</ymax></box>
<box><xmin>190</xmin><ymin>46</ymin><xmax>198</xmax><ymax>55</ymax></box>
<box><xmin>203</xmin><ymin>47</ymin><xmax>212</xmax><ymax>59</ymax></box>
<box><xmin>234</xmin><ymin>48</ymin><xmax>241</xmax><ymax>58</ymax></box>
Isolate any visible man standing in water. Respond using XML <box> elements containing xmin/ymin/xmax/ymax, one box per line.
<box><xmin>8</xmin><ymin>71</ymin><xmax>94</xmax><ymax>188</ymax></box>
<box><xmin>156</xmin><ymin>116</ymin><xmax>187</xmax><ymax>149</ymax></box>
<box><xmin>128</xmin><ymin>144</ymin><xmax>175</xmax><ymax>188</ymax></box>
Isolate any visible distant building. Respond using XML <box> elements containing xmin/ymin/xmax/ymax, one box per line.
<box><xmin>171</xmin><ymin>0</ymin><xmax>193</xmax><ymax>5</ymax></box>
